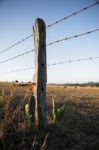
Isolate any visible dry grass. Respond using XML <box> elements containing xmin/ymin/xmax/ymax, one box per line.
<box><xmin>0</xmin><ymin>83</ymin><xmax>99</xmax><ymax>149</ymax></box>
<box><xmin>46</xmin><ymin>85</ymin><xmax>99</xmax><ymax>150</ymax></box>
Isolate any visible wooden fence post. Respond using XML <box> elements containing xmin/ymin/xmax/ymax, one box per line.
<box><xmin>33</xmin><ymin>18</ymin><xmax>47</xmax><ymax>129</ymax></box>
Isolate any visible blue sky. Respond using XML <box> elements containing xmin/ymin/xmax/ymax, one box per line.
<box><xmin>0</xmin><ymin>0</ymin><xmax>99</xmax><ymax>83</ymax></box>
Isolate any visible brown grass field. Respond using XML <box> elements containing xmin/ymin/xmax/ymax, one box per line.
<box><xmin>0</xmin><ymin>83</ymin><xmax>99</xmax><ymax>150</ymax></box>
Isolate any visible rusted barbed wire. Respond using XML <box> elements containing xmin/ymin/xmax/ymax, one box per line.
<box><xmin>47</xmin><ymin>28</ymin><xmax>99</xmax><ymax>46</ymax></box>
<box><xmin>0</xmin><ymin>1</ymin><xmax>98</xmax><ymax>55</ymax></box>
<box><xmin>0</xmin><ymin>49</ymin><xmax>34</xmax><ymax>65</ymax></box>
<box><xmin>0</xmin><ymin>56</ymin><xmax>99</xmax><ymax>75</ymax></box>
<box><xmin>47</xmin><ymin>1</ymin><xmax>99</xmax><ymax>28</ymax></box>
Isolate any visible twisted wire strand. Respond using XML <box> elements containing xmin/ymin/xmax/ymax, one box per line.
<box><xmin>47</xmin><ymin>1</ymin><xmax>99</xmax><ymax>28</ymax></box>
<box><xmin>47</xmin><ymin>56</ymin><xmax>99</xmax><ymax>67</ymax></box>
<box><xmin>0</xmin><ymin>34</ymin><xmax>33</xmax><ymax>55</ymax></box>
<box><xmin>0</xmin><ymin>56</ymin><xmax>99</xmax><ymax>75</ymax></box>
<box><xmin>0</xmin><ymin>49</ymin><xmax>34</xmax><ymax>65</ymax></box>
<box><xmin>0</xmin><ymin>66</ymin><xmax>34</xmax><ymax>75</ymax></box>
<box><xmin>47</xmin><ymin>28</ymin><xmax>99</xmax><ymax>46</ymax></box>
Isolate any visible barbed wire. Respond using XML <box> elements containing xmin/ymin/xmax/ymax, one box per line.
<box><xmin>0</xmin><ymin>28</ymin><xmax>98</xmax><ymax>65</ymax></box>
<box><xmin>0</xmin><ymin>56</ymin><xmax>99</xmax><ymax>75</ymax></box>
<box><xmin>47</xmin><ymin>28</ymin><xmax>99</xmax><ymax>46</ymax></box>
<box><xmin>0</xmin><ymin>1</ymin><xmax>98</xmax><ymax>55</ymax></box>
<box><xmin>0</xmin><ymin>34</ymin><xmax>33</xmax><ymax>55</ymax></box>
<box><xmin>47</xmin><ymin>56</ymin><xmax>99</xmax><ymax>67</ymax></box>
<box><xmin>0</xmin><ymin>66</ymin><xmax>34</xmax><ymax>75</ymax></box>
<box><xmin>0</xmin><ymin>49</ymin><xmax>34</xmax><ymax>65</ymax></box>
<box><xmin>47</xmin><ymin>1</ymin><xmax>99</xmax><ymax>28</ymax></box>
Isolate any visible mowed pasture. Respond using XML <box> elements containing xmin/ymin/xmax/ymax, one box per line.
<box><xmin>0</xmin><ymin>82</ymin><xmax>99</xmax><ymax>150</ymax></box>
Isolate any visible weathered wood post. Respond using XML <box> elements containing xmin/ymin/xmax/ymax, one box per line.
<box><xmin>33</xmin><ymin>18</ymin><xmax>47</xmax><ymax>129</ymax></box>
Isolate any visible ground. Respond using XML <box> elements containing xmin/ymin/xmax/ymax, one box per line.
<box><xmin>0</xmin><ymin>83</ymin><xmax>99</xmax><ymax>150</ymax></box>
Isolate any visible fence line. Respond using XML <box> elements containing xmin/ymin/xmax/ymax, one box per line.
<box><xmin>0</xmin><ymin>49</ymin><xmax>34</xmax><ymax>65</ymax></box>
<box><xmin>0</xmin><ymin>1</ymin><xmax>98</xmax><ymax>55</ymax></box>
<box><xmin>0</xmin><ymin>56</ymin><xmax>99</xmax><ymax>75</ymax></box>
<box><xmin>47</xmin><ymin>28</ymin><xmax>99</xmax><ymax>46</ymax></box>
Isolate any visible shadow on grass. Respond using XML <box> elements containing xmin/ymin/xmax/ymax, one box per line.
<box><xmin>46</xmin><ymin>100</ymin><xmax>99</xmax><ymax>150</ymax></box>
<box><xmin>0</xmin><ymin>100</ymin><xmax>99</xmax><ymax>150</ymax></box>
